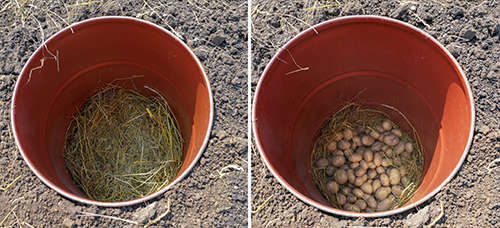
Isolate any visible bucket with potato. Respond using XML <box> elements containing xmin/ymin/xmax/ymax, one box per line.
<box><xmin>253</xmin><ymin>16</ymin><xmax>474</xmax><ymax>217</ymax></box>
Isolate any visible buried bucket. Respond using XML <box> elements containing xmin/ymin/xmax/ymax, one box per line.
<box><xmin>11</xmin><ymin>16</ymin><xmax>213</xmax><ymax>206</ymax></box>
<box><xmin>253</xmin><ymin>16</ymin><xmax>475</xmax><ymax>217</ymax></box>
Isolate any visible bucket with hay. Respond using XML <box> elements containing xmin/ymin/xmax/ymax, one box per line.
<box><xmin>253</xmin><ymin>16</ymin><xmax>474</xmax><ymax>217</ymax></box>
<box><xmin>12</xmin><ymin>17</ymin><xmax>213</xmax><ymax>206</ymax></box>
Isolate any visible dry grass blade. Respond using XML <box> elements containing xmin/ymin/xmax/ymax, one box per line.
<box><xmin>427</xmin><ymin>201</ymin><xmax>444</xmax><ymax>227</ymax></box>
<box><xmin>252</xmin><ymin>193</ymin><xmax>275</xmax><ymax>214</ymax></box>
<box><xmin>64</xmin><ymin>84</ymin><xmax>183</xmax><ymax>202</ymax></box>
<box><xmin>0</xmin><ymin>205</ymin><xmax>17</xmax><ymax>227</ymax></box>
<box><xmin>0</xmin><ymin>175</ymin><xmax>22</xmax><ymax>191</ymax></box>
<box><xmin>77</xmin><ymin>211</ymin><xmax>138</xmax><ymax>225</ymax></box>
<box><xmin>143</xmin><ymin>198</ymin><xmax>171</xmax><ymax>228</ymax></box>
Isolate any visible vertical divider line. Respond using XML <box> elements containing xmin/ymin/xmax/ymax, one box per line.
<box><xmin>247</xmin><ymin>0</ymin><xmax>252</xmax><ymax>227</ymax></box>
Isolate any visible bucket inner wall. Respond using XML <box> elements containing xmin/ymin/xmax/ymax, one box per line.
<box><xmin>254</xmin><ymin>17</ymin><xmax>472</xmax><ymax>212</ymax></box>
<box><xmin>12</xmin><ymin>18</ymin><xmax>211</xmax><ymax>201</ymax></box>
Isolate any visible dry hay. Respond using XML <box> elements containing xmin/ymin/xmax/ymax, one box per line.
<box><xmin>64</xmin><ymin>84</ymin><xmax>183</xmax><ymax>202</ymax></box>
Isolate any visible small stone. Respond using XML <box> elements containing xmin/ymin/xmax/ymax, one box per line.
<box><xmin>210</xmin><ymin>35</ymin><xmax>226</xmax><ymax>47</ymax></box>
<box><xmin>462</xmin><ymin>29</ymin><xmax>476</xmax><ymax>40</ymax></box>
<box><xmin>316</xmin><ymin>158</ymin><xmax>329</xmax><ymax>168</ymax></box>
<box><xmin>477</xmin><ymin>125</ymin><xmax>491</xmax><ymax>134</ymax></box>
<box><xmin>62</xmin><ymin>218</ymin><xmax>75</xmax><ymax>228</ymax></box>
<box><xmin>0</xmin><ymin>157</ymin><xmax>7</xmax><ymax>166</ymax></box>
<box><xmin>133</xmin><ymin>202</ymin><xmax>158</xmax><ymax>224</ymax></box>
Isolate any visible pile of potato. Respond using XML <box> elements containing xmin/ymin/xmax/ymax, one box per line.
<box><xmin>314</xmin><ymin>119</ymin><xmax>417</xmax><ymax>212</ymax></box>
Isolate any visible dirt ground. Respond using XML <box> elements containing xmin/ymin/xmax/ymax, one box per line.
<box><xmin>0</xmin><ymin>0</ymin><xmax>247</xmax><ymax>227</ymax></box>
<box><xmin>251</xmin><ymin>0</ymin><xmax>499</xmax><ymax>227</ymax></box>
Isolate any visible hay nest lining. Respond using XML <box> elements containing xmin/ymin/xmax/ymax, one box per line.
<box><xmin>63</xmin><ymin>85</ymin><xmax>183</xmax><ymax>202</ymax></box>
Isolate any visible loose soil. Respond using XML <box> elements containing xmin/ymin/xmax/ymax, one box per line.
<box><xmin>0</xmin><ymin>0</ymin><xmax>247</xmax><ymax>227</ymax></box>
<box><xmin>251</xmin><ymin>0</ymin><xmax>499</xmax><ymax>227</ymax></box>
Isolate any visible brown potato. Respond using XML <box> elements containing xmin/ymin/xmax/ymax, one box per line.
<box><xmin>361</xmin><ymin>135</ymin><xmax>375</xmax><ymax>146</ymax></box>
<box><xmin>382</xmin><ymin>120</ymin><xmax>392</xmax><ymax>131</ymax></box>
<box><xmin>401</xmin><ymin>176</ymin><xmax>410</xmax><ymax>186</ymax></box>
<box><xmin>376</xmin><ymin>166</ymin><xmax>385</xmax><ymax>174</ymax></box>
<box><xmin>344</xmin><ymin>148</ymin><xmax>354</xmax><ymax>157</ymax></box>
<box><xmin>345</xmin><ymin>204</ymin><xmax>361</xmax><ymax>212</ymax></box>
<box><xmin>351</xmin><ymin>142</ymin><xmax>357</xmax><ymax>150</ymax></box>
<box><xmin>401</xmin><ymin>151</ymin><xmax>410</xmax><ymax>159</ymax></box>
<box><xmin>337</xmin><ymin>193</ymin><xmax>347</xmax><ymax>205</ymax></box>
<box><xmin>347</xmin><ymin>194</ymin><xmax>357</xmax><ymax>203</ymax></box>
<box><xmin>391</xmin><ymin>128</ymin><xmax>402</xmax><ymax>137</ymax></box>
<box><xmin>392</xmin><ymin>185</ymin><xmax>402</xmax><ymax>197</ymax></box>
<box><xmin>367</xmin><ymin>169</ymin><xmax>377</xmax><ymax>179</ymax></box>
<box><xmin>360</xmin><ymin>174</ymin><xmax>368</xmax><ymax>182</ymax></box>
<box><xmin>366</xmin><ymin>196</ymin><xmax>377</xmax><ymax>208</ymax></box>
<box><xmin>372</xmin><ymin>179</ymin><xmax>381</xmax><ymax>191</ymax></box>
<box><xmin>338</xmin><ymin>140</ymin><xmax>351</xmax><ymax>150</ymax></box>
<box><xmin>371</xmin><ymin>141</ymin><xmax>383</xmax><ymax>151</ymax></box>
<box><xmin>363</xmin><ymin>149</ymin><xmax>374</xmax><ymax>162</ymax></box>
<box><xmin>383</xmin><ymin>134</ymin><xmax>400</xmax><ymax>146</ymax></box>
<box><xmin>380</xmin><ymin>173</ymin><xmax>390</xmax><ymax>186</ymax></box>
<box><xmin>331</xmin><ymin>155</ymin><xmax>346</xmax><ymax>167</ymax></box>
<box><xmin>355</xmin><ymin>167</ymin><xmax>366</xmax><ymax>177</ymax></box>
<box><xmin>325</xmin><ymin>166</ymin><xmax>335</xmax><ymax>176</ymax></box>
<box><xmin>334</xmin><ymin>169</ymin><xmax>348</xmax><ymax>184</ymax></box>
<box><xmin>388</xmin><ymin>168</ymin><xmax>401</xmax><ymax>185</ymax></box>
<box><xmin>377</xmin><ymin>196</ymin><xmax>394</xmax><ymax>211</ymax></box>
<box><xmin>376</xmin><ymin>125</ymin><xmax>385</xmax><ymax>133</ymax></box>
<box><xmin>393</xmin><ymin>157</ymin><xmax>402</xmax><ymax>166</ymax></box>
<box><xmin>360</xmin><ymin>182</ymin><xmax>373</xmax><ymax>194</ymax></box>
<box><xmin>327</xmin><ymin>181</ymin><xmax>339</xmax><ymax>194</ymax></box>
<box><xmin>327</xmin><ymin>141</ymin><xmax>337</xmax><ymax>151</ymax></box>
<box><xmin>316</xmin><ymin>158</ymin><xmax>328</xmax><ymax>168</ymax></box>
<box><xmin>360</xmin><ymin>160</ymin><xmax>369</xmax><ymax>170</ymax></box>
<box><xmin>405</xmin><ymin>142</ymin><xmax>414</xmax><ymax>153</ymax></box>
<box><xmin>373</xmin><ymin>152</ymin><xmax>382</xmax><ymax>166</ymax></box>
<box><xmin>347</xmin><ymin>169</ymin><xmax>356</xmax><ymax>184</ymax></box>
<box><xmin>344</xmin><ymin>128</ymin><xmax>354</xmax><ymax>140</ymax></box>
<box><xmin>355</xmin><ymin>199</ymin><xmax>367</xmax><ymax>210</ymax></box>
<box><xmin>342</xmin><ymin>186</ymin><xmax>351</xmax><ymax>195</ymax></box>
<box><xmin>375</xmin><ymin>187</ymin><xmax>391</xmax><ymax>200</ymax></box>
<box><xmin>400</xmin><ymin>167</ymin><xmax>407</xmax><ymax>176</ymax></box>
<box><xmin>369</xmin><ymin>130</ymin><xmax>381</xmax><ymax>139</ymax></box>
<box><xmin>352</xmin><ymin>136</ymin><xmax>362</xmax><ymax>147</ymax></box>
<box><xmin>354</xmin><ymin>175</ymin><xmax>367</xmax><ymax>187</ymax></box>
<box><xmin>394</xmin><ymin>142</ymin><xmax>405</xmax><ymax>155</ymax></box>
<box><xmin>333</xmin><ymin>150</ymin><xmax>344</xmax><ymax>156</ymax></box>
<box><xmin>349</xmin><ymin>153</ymin><xmax>363</xmax><ymax>162</ymax></box>
<box><xmin>353</xmin><ymin>188</ymin><xmax>364</xmax><ymax>198</ymax></box>
<box><xmin>381</xmin><ymin>158</ymin><xmax>391</xmax><ymax>167</ymax></box>
<box><xmin>384</xmin><ymin>148</ymin><xmax>393</xmax><ymax>158</ymax></box>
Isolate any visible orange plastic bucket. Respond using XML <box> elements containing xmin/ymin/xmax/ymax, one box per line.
<box><xmin>11</xmin><ymin>16</ymin><xmax>214</xmax><ymax>206</ymax></box>
<box><xmin>253</xmin><ymin>16</ymin><xmax>474</xmax><ymax>217</ymax></box>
